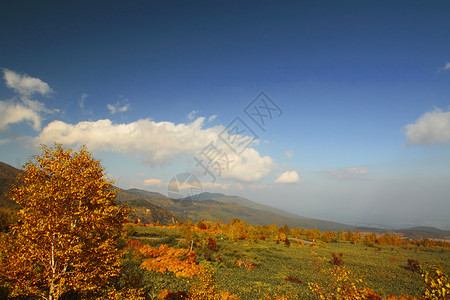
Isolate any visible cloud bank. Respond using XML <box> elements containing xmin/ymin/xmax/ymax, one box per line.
<box><xmin>36</xmin><ymin>117</ymin><xmax>273</xmax><ymax>182</ymax></box>
<box><xmin>404</xmin><ymin>108</ymin><xmax>450</xmax><ymax>145</ymax></box>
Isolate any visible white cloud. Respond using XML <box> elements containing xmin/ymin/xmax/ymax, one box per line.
<box><xmin>201</xmin><ymin>182</ymin><xmax>231</xmax><ymax>190</ymax></box>
<box><xmin>21</xmin><ymin>96</ymin><xmax>58</xmax><ymax>114</ymax></box>
<box><xmin>187</xmin><ymin>110</ymin><xmax>199</xmax><ymax>120</ymax></box>
<box><xmin>403</xmin><ymin>108</ymin><xmax>450</xmax><ymax>145</ymax></box>
<box><xmin>219</xmin><ymin>148</ymin><xmax>273</xmax><ymax>182</ymax></box>
<box><xmin>208</xmin><ymin>115</ymin><xmax>216</xmax><ymax>122</ymax></box>
<box><xmin>3</xmin><ymin>69</ymin><xmax>53</xmax><ymax>96</ymax></box>
<box><xmin>275</xmin><ymin>170</ymin><xmax>300</xmax><ymax>183</ymax></box>
<box><xmin>0</xmin><ymin>101</ymin><xmax>41</xmax><ymax>130</ymax></box>
<box><xmin>79</xmin><ymin>93</ymin><xmax>88</xmax><ymax>109</ymax></box>
<box><xmin>36</xmin><ymin>117</ymin><xmax>274</xmax><ymax>182</ymax></box>
<box><xmin>36</xmin><ymin>118</ymin><xmax>218</xmax><ymax>165</ymax></box>
<box><xmin>318</xmin><ymin>167</ymin><xmax>368</xmax><ymax>179</ymax></box>
<box><xmin>107</xmin><ymin>100</ymin><xmax>130</xmax><ymax>114</ymax></box>
<box><xmin>1</xmin><ymin>69</ymin><xmax>58</xmax><ymax>131</ymax></box>
<box><xmin>440</xmin><ymin>62</ymin><xmax>450</xmax><ymax>72</ymax></box>
<box><xmin>143</xmin><ymin>178</ymin><xmax>163</xmax><ymax>186</ymax></box>
<box><xmin>284</xmin><ymin>150</ymin><xmax>294</xmax><ymax>159</ymax></box>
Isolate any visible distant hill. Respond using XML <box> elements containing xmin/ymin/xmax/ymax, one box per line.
<box><xmin>0</xmin><ymin>161</ymin><xmax>182</xmax><ymax>225</ymax></box>
<box><xmin>6</xmin><ymin>161</ymin><xmax>445</xmax><ymax>234</ymax></box>
<box><xmin>123</xmin><ymin>189</ymin><xmax>355</xmax><ymax>231</ymax></box>
<box><xmin>126</xmin><ymin>188</ymin><xmax>167</xmax><ymax>198</ymax></box>
<box><xmin>115</xmin><ymin>196</ymin><xmax>185</xmax><ymax>225</ymax></box>
<box><xmin>0</xmin><ymin>162</ymin><xmax>21</xmax><ymax>208</ymax></box>
<box><xmin>0</xmin><ymin>163</ymin><xmax>358</xmax><ymax>231</ymax></box>
<box><xmin>194</xmin><ymin>192</ymin><xmax>306</xmax><ymax>219</ymax></box>
<box><xmin>396</xmin><ymin>226</ymin><xmax>450</xmax><ymax>240</ymax></box>
<box><xmin>179</xmin><ymin>198</ymin><xmax>355</xmax><ymax>231</ymax></box>
<box><xmin>107</xmin><ymin>188</ymin><xmax>185</xmax><ymax>225</ymax></box>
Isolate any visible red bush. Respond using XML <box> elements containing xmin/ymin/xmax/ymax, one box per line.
<box><xmin>285</xmin><ymin>276</ymin><xmax>303</xmax><ymax>284</ymax></box>
<box><xmin>331</xmin><ymin>253</ymin><xmax>344</xmax><ymax>266</ymax></box>
<box><xmin>208</xmin><ymin>237</ymin><xmax>218</xmax><ymax>251</ymax></box>
<box><xmin>406</xmin><ymin>259</ymin><xmax>420</xmax><ymax>272</ymax></box>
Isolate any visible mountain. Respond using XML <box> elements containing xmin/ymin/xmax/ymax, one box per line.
<box><xmin>180</xmin><ymin>198</ymin><xmax>354</xmax><ymax>231</ymax></box>
<box><xmin>396</xmin><ymin>226</ymin><xmax>450</xmax><ymax>240</ymax></box>
<box><xmin>0</xmin><ymin>162</ymin><xmax>21</xmax><ymax>208</ymax></box>
<box><xmin>126</xmin><ymin>188</ymin><xmax>167</xmax><ymax>198</ymax></box>
<box><xmin>0</xmin><ymin>161</ymin><xmax>379</xmax><ymax>231</ymax></box>
<box><xmin>115</xmin><ymin>188</ymin><xmax>184</xmax><ymax>225</ymax></box>
<box><xmin>124</xmin><ymin>190</ymin><xmax>354</xmax><ymax>231</ymax></box>
<box><xmin>193</xmin><ymin>192</ymin><xmax>305</xmax><ymax>219</ymax></box>
<box><xmin>0</xmin><ymin>162</ymin><xmax>182</xmax><ymax>225</ymax></box>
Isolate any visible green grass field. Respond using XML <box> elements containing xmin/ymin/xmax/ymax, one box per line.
<box><xmin>125</xmin><ymin>225</ymin><xmax>450</xmax><ymax>299</ymax></box>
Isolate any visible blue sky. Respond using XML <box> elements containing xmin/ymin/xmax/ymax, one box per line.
<box><xmin>1</xmin><ymin>0</ymin><xmax>449</xmax><ymax>228</ymax></box>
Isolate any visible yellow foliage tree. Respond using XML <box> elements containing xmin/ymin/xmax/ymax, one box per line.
<box><xmin>0</xmin><ymin>144</ymin><xmax>128</xmax><ymax>300</ymax></box>
<box><xmin>422</xmin><ymin>266</ymin><xmax>450</xmax><ymax>300</ymax></box>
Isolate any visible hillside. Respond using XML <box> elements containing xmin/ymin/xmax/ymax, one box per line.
<box><xmin>1</xmin><ymin>161</ymin><xmax>446</xmax><ymax>235</ymax></box>
<box><xmin>180</xmin><ymin>198</ymin><xmax>355</xmax><ymax>231</ymax></box>
<box><xmin>193</xmin><ymin>192</ymin><xmax>305</xmax><ymax>219</ymax></box>
<box><xmin>397</xmin><ymin>226</ymin><xmax>450</xmax><ymax>240</ymax></box>
<box><xmin>0</xmin><ymin>161</ymin><xmax>182</xmax><ymax>225</ymax></box>
<box><xmin>123</xmin><ymin>189</ymin><xmax>355</xmax><ymax>231</ymax></box>
<box><xmin>0</xmin><ymin>162</ymin><xmax>21</xmax><ymax>208</ymax></box>
<box><xmin>115</xmin><ymin>188</ymin><xmax>185</xmax><ymax>225</ymax></box>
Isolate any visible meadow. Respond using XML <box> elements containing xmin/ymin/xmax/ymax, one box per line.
<box><xmin>124</xmin><ymin>223</ymin><xmax>450</xmax><ymax>299</ymax></box>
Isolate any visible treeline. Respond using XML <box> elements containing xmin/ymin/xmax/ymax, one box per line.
<box><xmin>134</xmin><ymin>218</ymin><xmax>450</xmax><ymax>249</ymax></box>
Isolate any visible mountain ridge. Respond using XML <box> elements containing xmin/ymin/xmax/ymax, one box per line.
<box><xmin>122</xmin><ymin>189</ymin><xmax>355</xmax><ymax>231</ymax></box>
<box><xmin>0</xmin><ymin>161</ymin><xmax>446</xmax><ymax>235</ymax></box>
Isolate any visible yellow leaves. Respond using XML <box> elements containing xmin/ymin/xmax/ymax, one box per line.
<box><xmin>422</xmin><ymin>267</ymin><xmax>450</xmax><ymax>300</ymax></box>
<box><xmin>139</xmin><ymin>244</ymin><xmax>204</xmax><ymax>277</ymax></box>
<box><xmin>1</xmin><ymin>143</ymin><xmax>127</xmax><ymax>299</ymax></box>
<box><xmin>236</xmin><ymin>258</ymin><xmax>255</xmax><ymax>270</ymax></box>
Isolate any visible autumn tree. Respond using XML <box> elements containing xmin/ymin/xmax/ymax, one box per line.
<box><xmin>0</xmin><ymin>144</ymin><xmax>128</xmax><ymax>300</ymax></box>
<box><xmin>307</xmin><ymin>228</ymin><xmax>321</xmax><ymax>241</ymax></box>
<box><xmin>363</xmin><ymin>233</ymin><xmax>377</xmax><ymax>247</ymax></box>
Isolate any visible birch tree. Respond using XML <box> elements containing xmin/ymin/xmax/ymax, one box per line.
<box><xmin>0</xmin><ymin>144</ymin><xmax>128</xmax><ymax>300</ymax></box>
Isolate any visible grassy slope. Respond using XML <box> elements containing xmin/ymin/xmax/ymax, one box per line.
<box><xmin>130</xmin><ymin>225</ymin><xmax>450</xmax><ymax>299</ymax></box>
<box><xmin>214</xmin><ymin>241</ymin><xmax>449</xmax><ymax>299</ymax></box>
